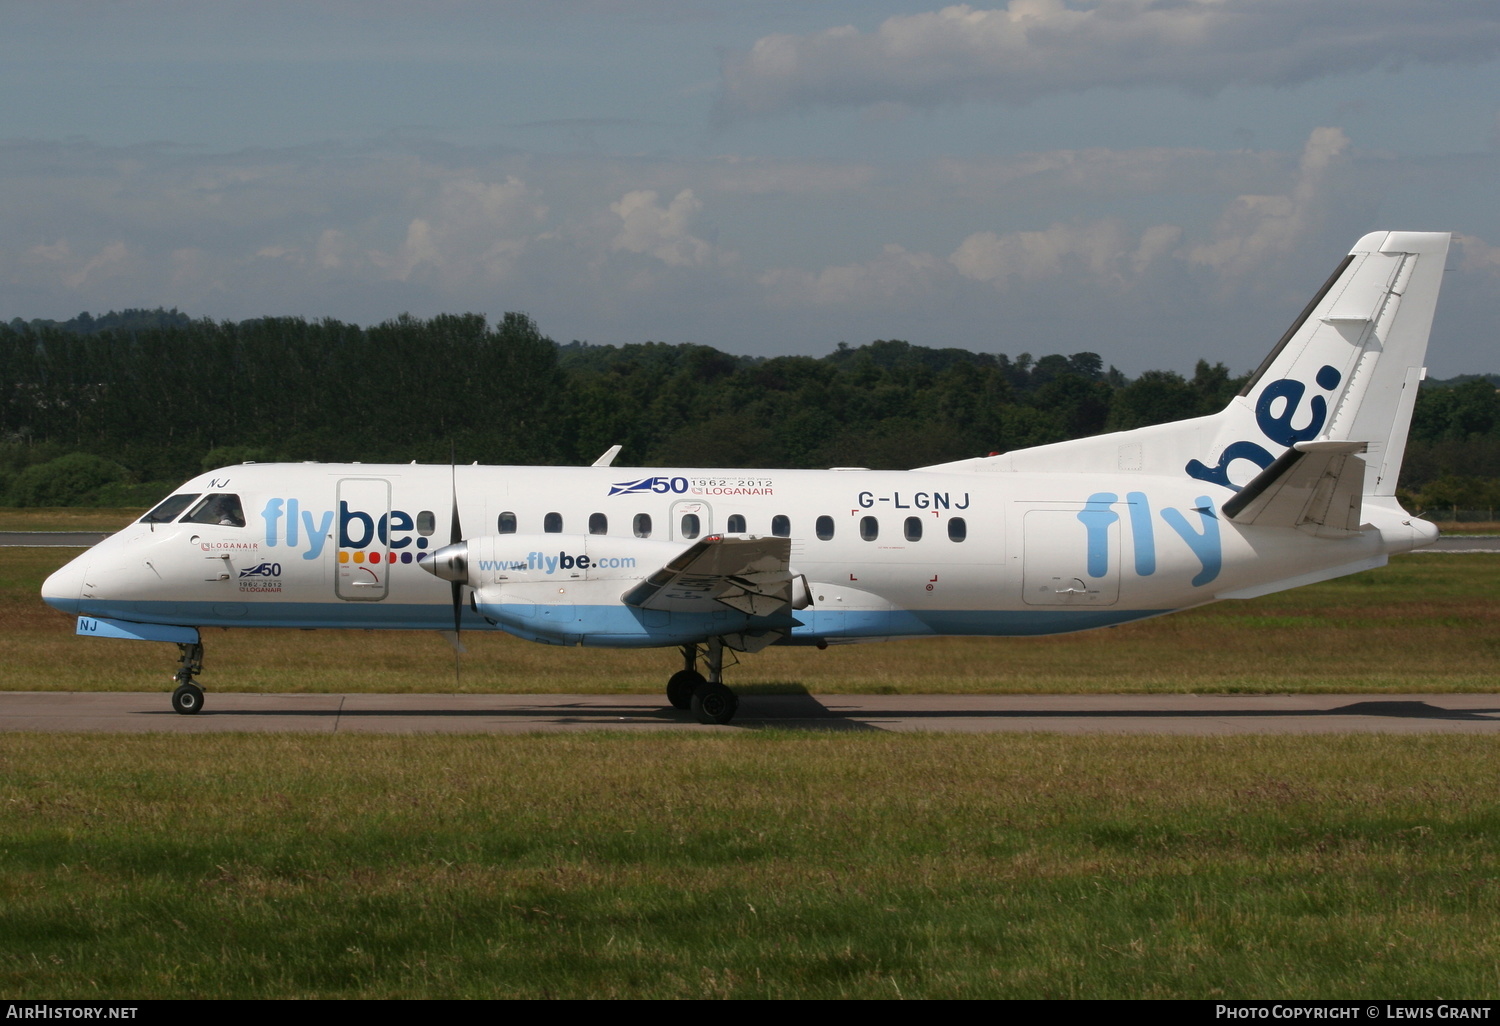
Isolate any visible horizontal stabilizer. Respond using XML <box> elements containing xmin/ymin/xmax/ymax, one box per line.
<box><xmin>622</xmin><ymin>535</ymin><xmax>797</xmax><ymax>619</ymax></box>
<box><xmin>1222</xmin><ymin>440</ymin><xmax>1368</xmax><ymax>531</ymax></box>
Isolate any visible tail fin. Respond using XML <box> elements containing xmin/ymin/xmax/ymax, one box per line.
<box><xmin>1192</xmin><ymin>230</ymin><xmax>1449</xmax><ymax>497</ymax></box>
<box><xmin>926</xmin><ymin>231</ymin><xmax>1450</xmax><ymax>499</ymax></box>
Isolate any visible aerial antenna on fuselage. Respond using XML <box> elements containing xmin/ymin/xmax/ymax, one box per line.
<box><xmin>592</xmin><ymin>444</ymin><xmax>623</xmax><ymax>467</ymax></box>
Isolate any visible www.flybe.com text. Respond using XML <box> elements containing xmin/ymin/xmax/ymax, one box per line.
<box><xmin>478</xmin><ymin>552</ymin><xmax>638</xmax><ymax>574</ymax></box>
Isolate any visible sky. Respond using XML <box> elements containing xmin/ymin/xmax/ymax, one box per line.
<box><xmin>2</xmin><ymin>0</ymin><xmax>1499</xmax><ymax>377</ymax></box>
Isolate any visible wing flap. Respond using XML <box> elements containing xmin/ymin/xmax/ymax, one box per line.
<box><xmin>621</xmin><ymin>535</ymin><xmax>796</xmax><ymax>617</ymax></box>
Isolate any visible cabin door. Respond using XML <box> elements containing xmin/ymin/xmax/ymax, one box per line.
<box><xmin>335</xmin><ymin>478</ymin><xmax>391</xmax><ymax>601</ymax></box>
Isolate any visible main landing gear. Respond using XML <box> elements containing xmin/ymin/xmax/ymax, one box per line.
<box><xmin>668</xmin><ymin>639</ymin><xmax>739</xmax><ymax>725</ymax></box>
<box><xmin>170</xmin><ymin>641</ymin><xmax>205</xmax><ymax>715</ymax></box>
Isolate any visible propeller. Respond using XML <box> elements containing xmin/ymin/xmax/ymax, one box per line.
<box><xmin>448</xmin><ymin>453</ymin><xmax>464</xmax><ymax>639</ymax></box>
<box><xmin>417</xmin><ymin>449</ymin><xmax>470</xmax><ymax>673</ymax></box>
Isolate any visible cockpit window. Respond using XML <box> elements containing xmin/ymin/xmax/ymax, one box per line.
<box><xmin>140</xmin><ymin>493</ymin><xmax>201</xmax><ymax>524</ymax></box>
<box><xmin>181</xmin><ymin>493</ymin><xmax>246</xmax><ymax>528</ymax></box>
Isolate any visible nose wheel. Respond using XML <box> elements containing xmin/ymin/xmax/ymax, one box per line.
<box><xmin>170</xmin><ymin>641</ymin><xmax>205</xmax><ymax>715</ymax></box>
<box><xmin>172</xmin><ymin>682</ymin><xmax>204</xmax><ymax>715</ymax></box>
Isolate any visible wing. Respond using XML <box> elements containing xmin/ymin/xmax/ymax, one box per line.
<box><xmin>621</xmin><ymin>534</ymin><xmax>796</xmax><ymax>619</ymax></box>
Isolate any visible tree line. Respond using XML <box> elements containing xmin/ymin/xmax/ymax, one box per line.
<box><xmin>0</xmin><ymin>309</ymin><xmax>1495</xmax><ymax>510</ymax></box>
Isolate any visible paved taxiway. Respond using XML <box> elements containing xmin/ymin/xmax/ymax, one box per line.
<box><xmin>6</xmin><ymin>692</ymin><xmax>1500</xmax><ymax>734</ymax></box>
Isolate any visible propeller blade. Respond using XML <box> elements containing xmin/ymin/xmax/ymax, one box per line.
<box><xmin>450</xmin><ymin>450</ymin><xmax>463</xmax><ymax>636</ymax></box>
<box><xmin>450</xmin><ymin>446</ymin><xmax>463</xmax><ymax>688</ymax></box>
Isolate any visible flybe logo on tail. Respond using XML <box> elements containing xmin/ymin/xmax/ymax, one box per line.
<box><xmin>1186</xmin><ymin>365</ymin><xmax>1342</xmax><ymax>490</ymax></box>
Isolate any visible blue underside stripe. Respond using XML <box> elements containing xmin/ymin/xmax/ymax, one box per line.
<box><xmin>51</xmin><ymin>597</ymin><xmax>1170</xmax><ymax>646</ymax></box>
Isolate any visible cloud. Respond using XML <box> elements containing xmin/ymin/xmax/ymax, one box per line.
<box><xmin>951</xmin><ymin>220</ymin><xmax>1139</xmax><ymax>288</ymax></box>
<box><xmin>1187</xmin><ymin>126</ymin><xmax>1349</xmax><ymax>275</ymax></box>
<box><xmin>610</xmin><ymin>188</ymin><xmax>724</xmax><ymax>268</ymax></box>
<box><xmin>760</xmin><ymin>244</ymin><xmax>946</xmax><ymax>307</ymax></box>
<box><xmin>62</xmin><ymin>241</ymin><xmax>131</xmax><ymax>289</ymax></box>
<box><xmin>1455</xmin><ymin>233</ymin><xmax>1500</xmax><ymax>276</ymax></box>
<box><xmin>932</xmin><ymin>146</ymin><xmax>1285</xmax><ymax>202</ymax></box>
<box><xmin>718</xmin><ymin>1</ymin><xmax>1500</xmax><ymax>119</ymax></box>
<box><xmin>0</xmin><ymin>130</ymin><xmax>1491</xmax><ymax>377</ymax></box>
<box><xmin>370</xmin><ymin>175</ymin><xmax>547</xmax><ymax>285</ymax></box>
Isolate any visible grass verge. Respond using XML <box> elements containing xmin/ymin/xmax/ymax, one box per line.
<box><xmin>0</xmin><ymin>509</ymin><xmax>144</xmax><ymax>532</ymax></box>
<box><xmin>4</xmin><ymin>732</ymin><xmax>1500</xmax><ymax>998</ymax></box>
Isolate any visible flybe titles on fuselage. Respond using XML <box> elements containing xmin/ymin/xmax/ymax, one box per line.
<box><xmin>258</xmin><ymin>499</ymin><xmax>433</xmax><ymax>561</ymax></box>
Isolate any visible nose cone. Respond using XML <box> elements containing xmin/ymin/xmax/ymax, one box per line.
<box><xmin>41</xmin><ymin>554</ymin><xmax>87</xmax><ymax>614</ymax></box>
<box><xmin>420</xmin><ymin>541</ymin><xmax>470</xmax><ymax>584</ymax></box>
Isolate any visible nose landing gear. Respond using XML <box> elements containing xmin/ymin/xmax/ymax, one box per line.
<box><xmin>170</xmin><ymin>641</ymin><xmax>205</xmax><ymax>715</ymax></box>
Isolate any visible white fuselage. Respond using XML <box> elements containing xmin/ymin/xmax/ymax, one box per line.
<box><xmin>41</xmin><ymin>461</ymin><xmax>1433</xmax><ymax>648</ymax></box>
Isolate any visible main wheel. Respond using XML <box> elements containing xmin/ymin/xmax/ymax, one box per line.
<box><xmin>690</xmin><ymin>681</ymin><xmax>739</xmax><ymax>725</ymax></box>
<box><xmin>666</xmin><ymin>669</ymin><xmax>706</xmax><ymax>710</ymax></box>
<box><xmin>171</xmin><ymin>682</ymin><xmax>204</xmax><ymax>715</ymax></box>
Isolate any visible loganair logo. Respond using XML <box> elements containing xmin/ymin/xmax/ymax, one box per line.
<box><xmin>259</xmin><ymin>499</ymin><xmax>433</xmax><ymax>562</ymax></box>
<box><xmin>1186</xmin><ymin>365</ymin><xmax>1342</xmax><ymax>490</ymax></box>
<box><xmin>609</xmin><ymin>476</ymin><xmax>688</xmax><ymax>496</ymax></box>
<box><xmin>238</xmin><ymin>560</ymin><xmax>283</xmax><ymax>594</ymax></box>
<box><xmin>478</xmin><ymin>551</ymin><xmax>638</xmax><ymax>574</ymax></box>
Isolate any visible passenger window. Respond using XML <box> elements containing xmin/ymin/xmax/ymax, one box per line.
<box><xmin>815</xmin><ymin>515</ymin><xmax>834</xmax><ymax>540</ymax></box>
<box><xmin>140</xmin><ymin>493</ymin><xmax>200</xmax><ymax>524</ymax></box>
<box><xmin>416</xmin><ymin>511</ymin><xmax>435</xmax><ymax>537</ymax></box>
<box><xmin>681</xmin><ymin>513</ymin><xmax>700</xmax><ymax>540</ymax></box>
<box><xmin>589</xmin><ymin>513</ymin><xmax>607</xmax><ymax>535</ymax></box>
<box><xmin>727</xmin><ymin>514</ymin><xmax>746</xmax><ymax>533</ymax></box>
<box><xmin>182</xmin><ymin>493</ymin><xmax>245</xmax><ymax>528</ymax></box>
<box><xmin>948</xmin><ymin>517</ymin><xmax>967</xmax><ymax>542</ymax></box>
<box><xmin>771</xmin><ymin>515</ymin><xmax>790</xmax><ymax>538</ymax></box>
<box><xmin>633</xmin><ymin>513</ymin><xmax>652</xmax><ymax>538</ymax></box>
<box><xmin>904</xmin><ymin>517</ymin><xmax>922</xmax><ymax>542</ymax></box>
<box><xmin>860</xmin><ymin>516</ymin><xmax>878</xmax><ymax>541</ymax></box>
<box><xmin>544</xmin><ymin>512</ymin><xmax>563</xmax><ymax>534</ymax></box>
<box><xmin>498</xmin><ymin>511</ymin><xmax>517</xmax><ymax>534</ymax></box>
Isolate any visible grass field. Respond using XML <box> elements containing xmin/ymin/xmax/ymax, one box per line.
<box><xmin>0</xmin><ymin>508</ymin><xmax>144</xmax><ymax>532</ymax></box>
<box><xmin>4</xmin><ymin>545</ymin><xmax>1498</xmax><ymax>695</ymax></box>
<box><xmin>5</xmin><ymin>732</ymin><xmax>1500</xmax><ymax>998</ymax></box>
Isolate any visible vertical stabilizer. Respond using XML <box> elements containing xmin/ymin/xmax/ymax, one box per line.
<box><xmin>921</xmin><ymin>232</ymin><xmax>1449</xmax><ymax>495</ymax></box>
<box><xmin>1185</xmin><ymin>231</ymin><xmax>1448</xmax><ymax>496</ymax></box>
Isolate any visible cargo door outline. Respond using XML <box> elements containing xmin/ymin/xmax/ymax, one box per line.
<box><xmin>1022</xmin><ymin>508</ymin><xmax>1120</xmax><ymax>606</ymax></box>
<box><xmin>336</xmin><ymin>478</ymin><xmax>391</xmax><ymax>601</ymax></box>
